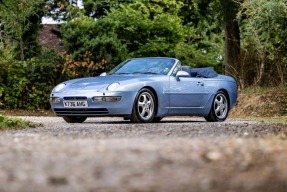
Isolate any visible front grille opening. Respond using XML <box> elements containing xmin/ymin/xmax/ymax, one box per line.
<box><xmin>54</xmin><ymin>108</ymin><xmax>109</xmax><ymax>116</ymax></box>
<box><xmin>63</xmin><ymin>97</ymin><xmax>87</xmax><ymax>100</ymax></box>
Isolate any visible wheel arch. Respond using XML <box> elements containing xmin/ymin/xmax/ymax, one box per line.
<box><xmin>141</xmin><ymin>86</ymin><xmax>159</xmax><ymax>116</ymax></box>
<box><xmin>217</xmin><ymin>89</ymin><xmax>230</xmax><ymax>110</ymax></box>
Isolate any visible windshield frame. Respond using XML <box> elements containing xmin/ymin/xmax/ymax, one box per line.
<box><xmin>109</xmin><ymin>57</ymin><xmax>179</xmax><ymax>76</ymax></box>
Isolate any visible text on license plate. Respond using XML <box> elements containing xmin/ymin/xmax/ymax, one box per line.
<box><xmin>63</xmin><ymin>101</ymin><xmax>88</xmax><ymax>108</ymax></box>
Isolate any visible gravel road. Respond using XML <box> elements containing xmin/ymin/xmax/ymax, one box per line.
<box><xmin>0</xmin><ymin>116</ymin><xmax>287</xmax><ymax>192</ymax></box>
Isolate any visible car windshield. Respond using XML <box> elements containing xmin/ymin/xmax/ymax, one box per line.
<box><xmin>109</xmin><ymin>58</ymin><xmax>176</xmax><ymax>75</ymax></box>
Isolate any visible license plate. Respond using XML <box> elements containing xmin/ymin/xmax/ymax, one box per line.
<box><xmin>63</xmin><ymin>101</ymin><xmax>88</xmax><ymax>108</ymax></box>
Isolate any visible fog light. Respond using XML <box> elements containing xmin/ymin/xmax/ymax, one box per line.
<box><xmin>50</xmin><ymin>97</ymin><xmax>61</xmax><ymax>103</ymax></box>
<box><xmin>93</xmin><ymin>96</ymin><xmax>121</xmax><ymax>102</ymax></box>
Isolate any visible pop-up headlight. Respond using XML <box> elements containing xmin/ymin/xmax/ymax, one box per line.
<box><xmin>107</xmin><ymin>83</ymin><xmax>120</xmax><ymax>91</ymax></box>
<box><xmin>53</xmin><ymin>83</ymin><xmax>66</xmax><ymax>92</ymax></box>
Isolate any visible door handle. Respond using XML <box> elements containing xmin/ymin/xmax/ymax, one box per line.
<box><xmin>197</xmin><ymin>82</ymin><xmax>204</xmax><ymax>86</ymax></box>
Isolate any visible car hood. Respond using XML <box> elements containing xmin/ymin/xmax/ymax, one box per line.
<box><xmin>62</xmin><ymin>75</ymin><xmax>159</xmax><ymax>92</ymax></box>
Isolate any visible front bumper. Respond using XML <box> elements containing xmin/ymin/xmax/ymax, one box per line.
<box><xmin>50</xmin><ymin>91</ymin><xmax>137</xmax><ymax>117</ymax></box>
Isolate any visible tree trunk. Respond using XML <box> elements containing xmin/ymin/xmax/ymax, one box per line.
<box><xmin>222</xmin><ymin>0</ymin><xmax>241</xmax><ymax>87</ymax></box>
<box><xmin>224</xmin><ymin>20</ymin><xmax>240</xmax><ymax>77</ymax></box>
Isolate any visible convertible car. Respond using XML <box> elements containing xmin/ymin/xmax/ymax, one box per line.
<box><xmin>50</xmin><ymin>57</ymin><xmax>237</xmax><ymax>123</ymax></box>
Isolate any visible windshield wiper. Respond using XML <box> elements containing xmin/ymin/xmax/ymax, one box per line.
<box><xmin>131</xmin><ymin>72</ymin><xmax>159</xmax><ymax>74</ymax></box>
<box><xmin>111</xmin><ymin>72</ymin><xmax>159</xmax><ymax>75</ymax></box>
<box><xmin>112</xmin><ymin>72</ymin><xmax>131</xmax><ymax>75</ymax></box>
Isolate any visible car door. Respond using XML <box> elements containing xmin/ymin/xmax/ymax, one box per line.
<box><xmin>168</xmin><ymin>76</ymin><xmax>210</xmax><ymax>108</ymax></box>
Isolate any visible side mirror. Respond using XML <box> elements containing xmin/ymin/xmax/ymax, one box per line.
<box><xmin>176</xmin><ymin>71</ymin><xmax>190</xmax><ymax>81</ymax></box>
<box><xmin>100</xmin><ymin>72</ymin><xmax>107</xmax><ymax>76</ymax></box>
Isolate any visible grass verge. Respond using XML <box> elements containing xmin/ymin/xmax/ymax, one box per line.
<box><xmin>230</xmin><ymin>86</ymin><xmax>287</xmax><ymax>119</ymax></box>
<box><xmin>0</xmin><ymin>109</ymin><xmax>55</xmax><ymax>117</ymax></box>
<box><xmin>0</xmin><ymin>114</ymin><xmax>42</xmax><ymax>130</ymax></box>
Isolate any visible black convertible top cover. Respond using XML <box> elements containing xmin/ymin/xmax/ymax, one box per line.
<box><xmin>190</xmin><ymin>67</ymin><xmax>218</xmax><ymax>78</ymax></box>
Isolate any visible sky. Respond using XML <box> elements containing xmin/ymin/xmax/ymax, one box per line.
<box><xmin>42</xmin><ymin>0</ymin><xmax>84</xmax><ymax>24</ymax></box>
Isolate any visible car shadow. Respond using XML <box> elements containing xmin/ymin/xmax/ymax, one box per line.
<box><xmin>83</xmin><ymin>119</ymin><xmax>206</xmax><ymax>124</ymax></box>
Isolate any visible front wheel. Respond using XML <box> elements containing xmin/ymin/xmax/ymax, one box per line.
<box><xmin>205</xmin><ymin>91</ymin><xmax>229</xmax><ymax>122</ymax></box>
<box><xmin>63</xmin><ymin>116</ymin><xmax>87</xmax><ymax>123</ymax></box>
<box><xmin>131</xmin><ymin>88</ymin><xmax>156</xmax><ymax>123</ymax></box>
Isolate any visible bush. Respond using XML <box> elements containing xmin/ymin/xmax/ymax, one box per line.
<box><xmin>61</xmin><ymin>14</ymin><xmax>128</xmax><ymax>77</ymax></box>
<box><xmin>0</xmin><ymin>45</ymin><xmax>12</xmax><ymax>108</ymax></box>
<box><xmin>0</xmin><ymin>50</ymin><xmax>68</xmax><ymax>110</ymax></box>
<box><xmin>238</xmin><ymin>0</ymin><xmax>287</xmax><ymax>87</ymax></box>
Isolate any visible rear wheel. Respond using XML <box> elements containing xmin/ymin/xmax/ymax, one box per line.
<box><xmin>204</xmin><ymin>91</ymin><xmax>229</xmax><ymax>122</ymax></box>
<box><xmin>131</xmin><ymin>88</ymin><xmax>156</xmax><ymax>123</ymax></box>
<box><xmin>63</xmin><ymin>116</ymin><xmax>87</xmax><ymax>123</ymax></box>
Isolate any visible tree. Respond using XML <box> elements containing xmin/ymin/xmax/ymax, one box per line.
<box><xmin>220</xmin><ymin>0</ymin><xmax>241</xmax><ymax>84</ymax></box>
<box><xmin>61</xmin><ymin>0</ymin><xmax>225</xmax><ymax>74</ymax></box>
<box><xmin>176</xmin><ymin>0</ymin><xmax>241</xmax><ymax>75</ymax></box>
<box><xmin>60</xmin><ymin>0</ymin><xmax>188</xmax><ymax>76</ymax></box>
<box><xmin>83</xmin><ymin>0</ymin><xmax>135</xmax><ymax>18</ymax></box>
<box><xmin>109</xmin><ymin>0</ymin><xmax>185</xmax><ymax>57</ymax></box>
<box><xmin>238</xmin><ymin>0</ymin><xmax>287</xmax><ymax>86</ymax></box>
<box><xmin>0</xmin><ymin>0</ymin><xmax>45</xmax><ymax>61</ymax></box>
<box><xmin>46</xmin><ymin>0</ymin><xmax>80</xmax><ymax>21</ymax></box>
<box><xmin>176</xmin><ymin>0</ymin><xmax>225</xmax><ymax>70</ymax></box>
<box><xmin>61</xmin><ymin>13</ymin><xmax>128</xmax><ymax>76</ymax></box>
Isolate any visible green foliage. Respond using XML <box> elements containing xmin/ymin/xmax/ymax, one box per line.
<box><xmin>3</xmin><ymin>0</ymin><xmax>287</xmax><ymax>112</ymax></box>
<box><xmin>107</xmin><ymin>1</ymin><xmax>185</xmax><ymax>57</ymax></box>
<box><xmin>0</xmin><ymin>50</ymin><xmax>67</xmax><ymax>110</ymax></box>
<box><xmin>61</xmin><ymin>14</ymin><xmax>128</xmax><ymax>76</ymax></box>
<box><xmin>0</xmin><ymin>114</ymin><xmax>41</xmax><ymax>129</ymax></box>
<box><xmin>0</xmin><ymin>0</ymin><xmax>45</xmax><ymax>60</ymax></box>
<box><xmin>238</xmin><ymin>0</ymin><xmax>287</xmax><ymax>86</ymax></box>
<box><xmin>83</xmin><ymin>0</ymin><xmax>135</xmax><ymax>18</ymax></box>
<box><xmin>0</xmin><ymin>0</ymin><xmax>223</xmax><ymax>112</ymax></box>
<box><xmin>60</xmin><ymin>0</ymin><xmax>224</xmax><ymax>75</ymax></box>
<box><xmin>46</xmin><ymin>0</ymin><xmax>74</xmax><ymax>20</ymax></box>
<box><xmin>0</xmin><ymin>45</ymin><xmax>11</xmax><ymax>108</ymax></box>
<box><xmin>240</xmin><ymin>0</ymin><xmax>287</xmax><ymax>52</ymax></box>
<box><xmin>176</xmin><ymin>1</ymin><xmax>224</xmax><ymax>69</ymax></box>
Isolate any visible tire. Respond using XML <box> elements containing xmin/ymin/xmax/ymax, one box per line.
<box><xmin>130</xmin><ymin>88</ymin><xmax>156</xmax><ymax>123</ymax></box>
<box><xmin>204</xmin><ymin>91</ymin><xmax>229</xmax><ymax>122</ymax></box>
<box><xmin>63</xmin><ymin>116</ymin><xmax>87</xmax><ymax>123</ymax></box>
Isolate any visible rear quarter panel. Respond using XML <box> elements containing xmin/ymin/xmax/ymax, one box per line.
<box><xmin>204</xmin><ymin>75</ymin><xmax>237</xmax><ymax>109</ymax></box>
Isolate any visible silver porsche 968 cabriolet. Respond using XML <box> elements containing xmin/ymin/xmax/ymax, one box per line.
<box><xmin>50</xmin><ymin>57</ymin><xmax>237</xmax><ymax>123</ymax></box>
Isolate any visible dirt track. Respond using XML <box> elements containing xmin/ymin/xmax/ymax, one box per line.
<box><xmin>0</xmin><ymin>117</ymin><xmax>287</xmax><ymax>192</ymax></box>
